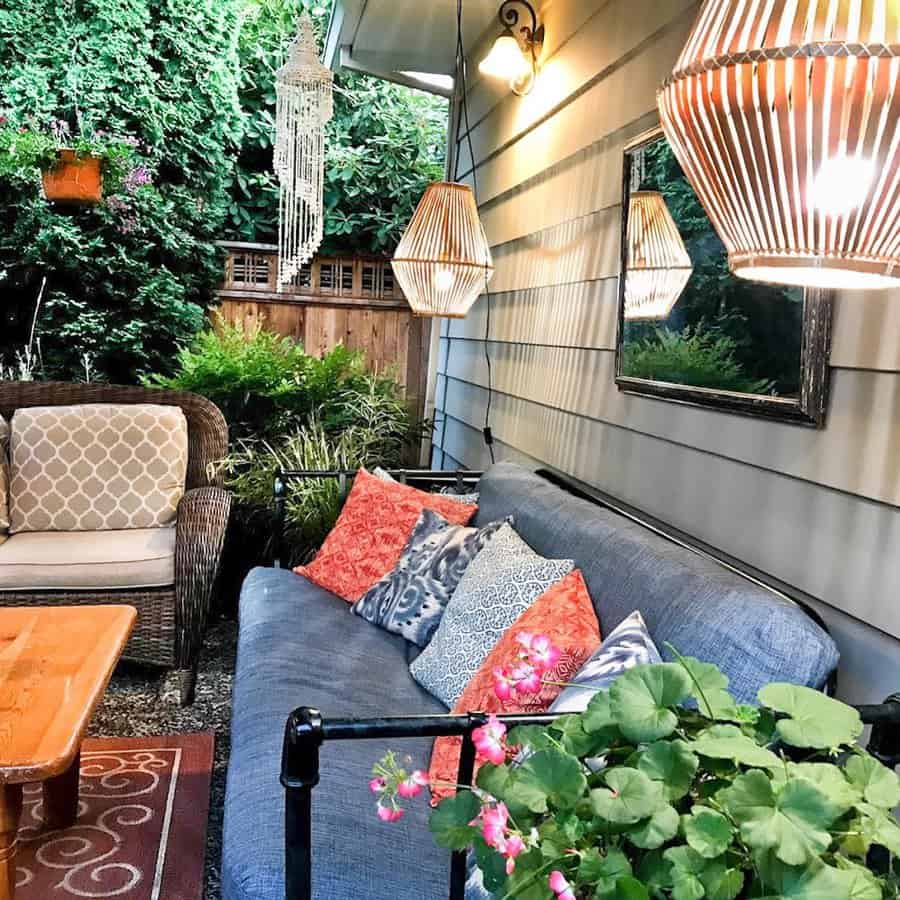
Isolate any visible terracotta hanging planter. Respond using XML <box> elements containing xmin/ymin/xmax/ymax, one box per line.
<box><xmin>41</xmin><ymin>149</ymin><xmax>103</xmax><ymax>205</ymax></box>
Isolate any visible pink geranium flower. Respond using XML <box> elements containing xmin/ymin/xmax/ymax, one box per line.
<box><xmin>527</xmin><ymin>634</ymin><xmax>562</xmax><ymax>672</ymax></box>
<box><xmin>493</xmin><ymin>665</ymin><xmax>517</xmax><ymax>701</ymax></box>
<box><xmin>510</xmin><ymin>662</ymin><xmax>542</xmax><ymax>695</ymax></box>
<box><xmin>502</xmin><ymin>833</ymin><xmax>526</xmax><ymax>874</ymax></box>
<box><xmin>549</xmin><ymin>871</ymin><xmax>576</xmax><ymax>900</ymax></box>
<box><xmin>480</xmin><ymin>802</ymin><xmax>509</xmax><ymax>849</ymax></box>
<box><xmin>368</xmin><ymin>777</ymin><xmax>386</xmax><ymax>794</ymax></box>
<box><xmin>472</xmin><ymin>715</ymin><xmax>507</xmax><ymax>765</ymax></box>
<box><xmin>397</xmin><ymin>770</ymin><xmax>429</xmax><ymax>799</ymax></box>
<box><xmin>376</xmin><ymin>802</ymin><xmax>404</xmax><ymax>822</ymax></box>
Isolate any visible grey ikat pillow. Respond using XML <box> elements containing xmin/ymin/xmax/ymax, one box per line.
<box><xmin>352</xmin><ymin>509</ymin><xmax>508</xmax><ymax>647</ymax></box>
<box><xmin>410</xmin><ymin>523</ymin><xmax>575</xmax><ymax>707</ymax></box>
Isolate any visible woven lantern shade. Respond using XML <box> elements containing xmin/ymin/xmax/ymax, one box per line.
<box><xmin>392</xmin><ymin>182</ymin><xmax>495</xmax><ymax>318</ymax></box>
<box><xmin>658</xmin><ymin>1</ymin><xmax>900</xmax><ymax>291</ymax></box>
<box><xmin>625</xmin><ymin>191</ymin><xmax>694</xmax><ymax>320</ymax></box>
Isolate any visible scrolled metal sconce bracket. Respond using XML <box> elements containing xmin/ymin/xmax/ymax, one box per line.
<box><xmin>497</xmin><ymin>0</ymin><xmax>544</xmax><ymax>95</ymax></box>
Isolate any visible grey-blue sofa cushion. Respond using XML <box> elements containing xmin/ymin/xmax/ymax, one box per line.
<box><xmin>473</xmin><ymin>463</ymin><xmax>839</xmax><ymax>704</ymax></box>
<box><xmin>222</xmin><ymin>567</ymin><xmax>450</xmax><ymax>900</ymax></box>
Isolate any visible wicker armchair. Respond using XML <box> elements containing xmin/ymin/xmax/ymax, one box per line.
<box><xmin>0</xmin><ymin>381</ymin><xmax>231</xmax><ymax>705</ymax></box>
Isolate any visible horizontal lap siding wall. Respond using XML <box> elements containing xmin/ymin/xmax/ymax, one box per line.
<box><xmin>434</xmin><ymin>0</ymin><xmax>900</xmax><ymax>704</ymax></box>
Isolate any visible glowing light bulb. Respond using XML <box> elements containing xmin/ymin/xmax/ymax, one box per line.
<box><xmin>479</xmin><ymin>34</ymin><xmax>531</xmax><ymax>81</ymax></box>
<box><xmin>434</xmin><ymin>268</ymin><xmax>456</xmax><ymax>292</ymax></box>
<box><xmin>811</xmin><ymin>155</ymin><xmax>875</xmax><ymax>216</ymax></box>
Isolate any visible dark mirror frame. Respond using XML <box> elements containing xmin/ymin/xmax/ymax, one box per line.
<box><xmin>615</xmin><ymin>126</ymin><xmax>833</xmax><ymax>428</ymax></box>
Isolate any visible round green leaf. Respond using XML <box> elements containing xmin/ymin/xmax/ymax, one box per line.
<box><xmin>844</xmin><ymin>753</ymin><xmax>900</xmax><ymax>808</ymax></box>
<box><xmin>515</xmin><ymin>748</ymin><xmax>588</xmax><ymax>813</ymax></box>
<box><xmin>616</xmin><ymin>876</ymin><xmax>652</xmax><ymax>900</ymax></box>
<box><xmin>758</xmin><ymin>684</ymin><xmax>863</xmax><ymax>750</ymax></box>
<box><xmin>429</xmin><ymin>791</ymin><xmax>481</xmax><ymax>849</ymax></box>
<box><xmin>855</xmin><ymin>801</ymin><xmax>900</xmax><ymax>855</ymax></box>
<box><xmin>582</xmin><ymin>690</ymin><xmax>618</xmax><ymax>735</ymax></box>
<box><xmin>682</xmin><ymin>808</ymin><xmax>734</xmax><ymax>859</ymax></box>
<box><xmin>756</xmin><ymin>855</ymin><xmax>878</xmax><ymax>900</ymax></box>
<box><xmin>639</xmin><ymin>740</ymin><xmax>700</xmax><ymax>801</ymax></box>
<box><xmin>700</xmin><ymin>861</ymin><xmax>744</xmax><ymax>900</ymax></box>
<box><xmin>591</xmin><ymin>767</ymin><xmax>667</xmax><ymax>825</ymax></box>
<box><xmin>611</xmin><ymin>664</ymin><xmax>693</xmax><ymax>742</ymax></box>
<box><xmin>628</xmin><ymin>803</ymin><xmax>680</xmax><ymax>849</ymax></box>
<box><xmin>783</xmin><ymin>763</ymin><xmax>860</xmax><ymax>814</ymax></box>
<box><xmin>580</xmin><ymin>847</ymin><xmax>632</xmax><ymax>897</ymax></box>
<box><xmin>718</xmin><ymin>770</ymin><xmax>840</xmax><ymax>865</ymax></box>
<box><xmin>676</xmin><ymin>656</ymin><xmax>741</xmax><ymax>721</ymax></box>
<box><xmin>691</xmin><ymin>724</ymin><xmax>782</xmax><ymax>769</ymax></box>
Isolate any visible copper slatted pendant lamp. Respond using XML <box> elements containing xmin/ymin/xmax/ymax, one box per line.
<box><xmin>392</xmin><ymin>182</ymin><xmax>494</xmax><ymax>318</ymax></box>
<box><xmin>392</xmin><ymin>0</ymin><xmax>495</xmax><ymax>318</ymax></box>
<box><xmin>625</xmin><ymin>191</ymin><xmax>694</xmax><ymax>320</ymax></box>
<box><xmin>658</xmin><ymin>0</ymin><xmax>900</xmax><ymax>291</ymax></box>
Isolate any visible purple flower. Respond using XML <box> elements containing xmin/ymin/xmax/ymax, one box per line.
<box><xmin>124</xmin><ymin>164</ymin><xmax>152</xmax><ymax>193</ymax></box>
<box><xmin>49</xmin><ymin>119</ymin><xmax>71</xmax><ymax>142</ymax></box>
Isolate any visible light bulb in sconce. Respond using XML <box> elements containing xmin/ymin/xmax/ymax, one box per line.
<box><xmin>811</xmin><ymin>155</ymin><xmax>876</xmax><ymax>216</ymax></box>
<box><xmin>434</xmin><ymin>268</ymin><xmax>456</xmax><ymax>292</ymax></box>
<box><xmin>479</xmin><ymin>34</ymin><xmax>531</xmax><ymax>82</ymax></box>
<box><xmin>479</xmin><ymin>1</ymin><xmax>544</xmax><ymax>96</ymax></box>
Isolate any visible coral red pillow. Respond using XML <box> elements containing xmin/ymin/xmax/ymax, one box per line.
<box><xmin>294</xmin><ymin>468</ymin><xmax>477</xmax><ymax>602</ymax></box>
<box><xmin>428</xmin><ymin>570</ymin><xmax>601</xmax><ymax>803</ymax></box>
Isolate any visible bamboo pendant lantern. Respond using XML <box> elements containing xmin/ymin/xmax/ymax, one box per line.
<box><xmin>625</xmin><ymin>191</ymin><xmax>694</xmax><ymax>320</ymax></box>
<box><xmin>658</xmin><ymin>0</ymin><xmax>900</xmax><ymax>291</ymax></box>
<box><xmin>392</xmin><ymin>182</ymin><xmax>495</xmax><ymax>318</ymax></box>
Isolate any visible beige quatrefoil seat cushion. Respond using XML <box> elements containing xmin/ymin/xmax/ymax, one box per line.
<box><xmin>0</xmin><ymin>415</ymin><xmax>10</xmax><ymax>542</ymax></box>
<box><xmin>9</xmin><ymin>404</ymin><xmax>188</xmax><ymax>533</ymax></box>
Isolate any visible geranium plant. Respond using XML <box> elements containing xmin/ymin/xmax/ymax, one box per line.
<box><xmin>373</xmin><ymin>640</ymin><xmax>900</xmax><ymax>900</ymax></box>
<box><xmin>0</xmin><ymin>114</ymin><xmax>150</xmax><ymax>195</ymax></box>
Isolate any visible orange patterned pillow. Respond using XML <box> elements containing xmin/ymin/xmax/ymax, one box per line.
<box><xmin>428</xmin><ymin>570</ymin><xmax>601</xmax><ymax>803</ymax></box>
<box><xmin>294</xmin><ymin>468</ymin><xmax>477</xmax><ymax>602</ymax></box>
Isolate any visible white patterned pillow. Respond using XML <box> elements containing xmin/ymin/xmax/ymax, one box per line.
<box><xmin>549</xmin><ymin>611</ymin><xmax>662</xmax><ymax>713</ymax></box>
<box><xmin>410</xmin><ymin>523</ymin><xmax>574</xmax><ymax>707</ymax></box>
<box><xmin>0</xmin><ymin>415</ymin><xmax>9</xmax><ymax>539</ymax></box>
<box><xmin>374</xmin><ymin>467</ymin><xmax>479</xmax><ymax>505</ymax></box>
<box><xmin>9</xmin><ymin>404</ymin><xmax>188</xmax><ymax>533</ymax></box>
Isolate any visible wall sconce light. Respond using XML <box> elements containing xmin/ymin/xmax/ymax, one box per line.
<box><xmin>479</xmin><ymin>1</ymin><xmax>544</xmax><ymax>96</ymax></box>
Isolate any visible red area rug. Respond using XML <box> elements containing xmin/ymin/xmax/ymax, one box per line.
<box><xmin>15</xmin><ymin>732</ymin><xmax>213</xmax><ymax>900</ymax></box>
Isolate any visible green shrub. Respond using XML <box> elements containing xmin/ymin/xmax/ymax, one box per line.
<box><xmin>0</xmin><ymin>0</ymin><xmax>244</xmax><ymax>381</ymax></box>
<box><xmin>622</xmin><ymin>326</ymin><xmax>775</xmax><ymax>395</ymax></box>
<box><xmin>145</xmin><ymin>318</ymin><xmax>417</xmax><ymax>444</ymax></box>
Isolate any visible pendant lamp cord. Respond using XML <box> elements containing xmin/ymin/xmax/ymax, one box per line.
<box><xmin>456</xmin><ymin>0</ymin><xmax>495</xmax><ymax>464</ymax></box>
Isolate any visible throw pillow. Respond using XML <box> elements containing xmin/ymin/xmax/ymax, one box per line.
<box><xmin>352</xmin><ymin>508</ymin><xmax>508</xmax><ymax>647</ymax></box>
<box><xmin>409</xmin><ymin>523</ymin><xmax>574</xmax><ymax>707</ymax></box>
<box><xmin>0</xmin><ymin>415</ymin><xmax>9</xmax><ymax>539</ymax></box>
<box><xmin>294</xmin><ymin>468</ymin><xmax>477</xmax><ymax>602</ymax></box>
<box><xmin>549</xmin><ymin>610</ymin><xmax>662</xmax><ymax>713</ymax></box>
<box><xmin>428</xmin><ymin>570</ymin><xmax>601</xmax><ymax>802</ymax></box>
<box><xmin>9</xmin><ymin>404</ymin><xmax>188</xmax><ymax>533</ymax></box>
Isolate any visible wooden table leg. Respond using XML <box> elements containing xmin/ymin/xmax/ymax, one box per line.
<box><xmin>42</xmin><ymin>749</ymin><xmax>81</xmax><ymax>831</ymax></box>
<box><xmin>0</xmin><ymin>783</ymin><xmax>22</xmax><ymax>900</ymax></box>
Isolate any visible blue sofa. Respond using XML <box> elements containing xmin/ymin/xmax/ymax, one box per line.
<box><xmin>222</xmin><ymin>462</ymin><xmax>839</xmax><ymax>900</ymax></box>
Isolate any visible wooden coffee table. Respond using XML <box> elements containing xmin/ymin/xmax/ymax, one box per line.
<box><xmin>0</xmin><ymin>605</ymin><xmax>136</xmax><ymax>900</ymax></box>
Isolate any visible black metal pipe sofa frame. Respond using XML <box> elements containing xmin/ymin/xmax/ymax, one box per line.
<box><xmin>273</xmin><ymin>468</ymin><xmax>900</xmax><ymax>900</ymax></box>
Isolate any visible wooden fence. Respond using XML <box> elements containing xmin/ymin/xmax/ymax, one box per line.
<box><xmin>215</xmin><ymin>242</ymin><xmax>430</xmax><ymax>420</ymax></box>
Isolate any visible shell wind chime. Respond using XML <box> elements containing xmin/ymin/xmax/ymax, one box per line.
<box><xmin>274</xmin><ymin>14</ymin><xmax>333</xmax><ymax>286</ymax></box>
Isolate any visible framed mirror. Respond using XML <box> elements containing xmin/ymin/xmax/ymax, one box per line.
<box><xmin>616</xmin><ymin>126</ymin><xmax>832</xmax><ymax>427</ymax></box>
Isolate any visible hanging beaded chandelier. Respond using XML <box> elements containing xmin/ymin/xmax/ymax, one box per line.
<box><xmin>658</xmin><ymin>1</ymin><xmax>900</xmax><ymax>291</ymax></box>
<box><xmin>274</xmin><ymin>14</ymin><xmax>333</xmax><ymax>286</ymax></box>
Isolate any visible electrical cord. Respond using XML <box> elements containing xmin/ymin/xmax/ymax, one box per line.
<box><xmin>456</xmin><ymin>0</ymin><xmax>496</xmax><ymax>464</ymax></box>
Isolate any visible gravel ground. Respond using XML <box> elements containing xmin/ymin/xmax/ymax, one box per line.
<box><xmin>88</xmin><ymin>618</ymin><xmax>238</xmax><ymax>900</ymax></box>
